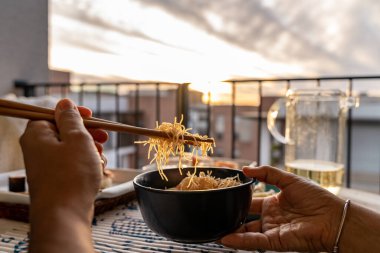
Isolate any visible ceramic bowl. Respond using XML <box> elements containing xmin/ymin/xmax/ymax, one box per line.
<box><xmin>133</xmin><ymin>167</ymin><xmax>254</xmax><ymax>243</ymax></box>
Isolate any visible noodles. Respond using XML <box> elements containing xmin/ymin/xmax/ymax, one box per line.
<box><xmin>136</xmin><ymin>116</ymin><xmax>214</xmax><ymax>181</ymax></box>
<box><xmin>136</xmin><ymin>116</ymin><xmax>241</xmax><ymax>191</ymax></box>
<box><xmin>174</xmin><ymin>171</ymin><xmax>241</xmax><ymax>191</ymax></box>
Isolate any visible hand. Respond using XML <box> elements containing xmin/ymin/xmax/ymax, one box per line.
<box><xmin>20</xmin><ymin>98</ymin><xmax>108</xmax><ymax>253</ymax></box>
<box><xmin>221</xmin><ymin>166</ymin><xmax>345</xmax><ymax>252</ymax></box>
<box><xmin>20</xmin><ymin>98</ymin><xmax>108</xmax><ymax>214</ymax></box>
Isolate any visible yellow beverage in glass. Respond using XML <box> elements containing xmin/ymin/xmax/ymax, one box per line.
<box><xmin>285</xmin><ymin>159</ymin><xmax>344</xmax><ymax>195</ymax></box>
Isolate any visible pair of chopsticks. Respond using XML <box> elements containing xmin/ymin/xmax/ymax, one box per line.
<box><xmin>0</xmin><ymin>99</ymin><xmax>214</xmax><ymax>144</ymax></box>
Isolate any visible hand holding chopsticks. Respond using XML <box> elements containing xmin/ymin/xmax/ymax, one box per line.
<box><xmin>0</xmin><ymin>98</ymin><xmax>214</xmax><ymax>144</ymax></box>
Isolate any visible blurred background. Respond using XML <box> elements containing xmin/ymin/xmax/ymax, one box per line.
<box><xmin>1</xmin><ymin>0</ymin><xmax>380</xmax><ymax>194</ymax></box>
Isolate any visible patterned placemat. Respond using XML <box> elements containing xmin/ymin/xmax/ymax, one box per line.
<box><xmin>0</xmin><ymin>201</ymin><xmax>237</xmax><ymax>253</ymax></box>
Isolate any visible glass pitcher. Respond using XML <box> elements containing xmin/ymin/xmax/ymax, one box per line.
<box><xmin>267</xmin><ymin>89</ymin><xmax>358</xmax><ymax>194</ymax></box>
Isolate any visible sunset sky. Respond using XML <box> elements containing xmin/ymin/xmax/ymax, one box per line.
<box><xmin>50</xmin><ymin>0</ymin><xmax>380</xmax><ymax>91</ymax></box>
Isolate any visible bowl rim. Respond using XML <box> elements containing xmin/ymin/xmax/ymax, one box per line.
<box><xmin>133</xmin><ymin>167</ymin><xmax>255</xmax><ymax>193</ymax></box>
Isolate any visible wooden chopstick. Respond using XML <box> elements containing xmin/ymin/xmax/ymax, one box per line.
<box><xmin>0</xmin><ymin>98</ymin><xmax>124</xmax><ymax>125</ymax></box>
<box><xmin>0</xmin><ymin>99</ymin><xmax>214</xmax><ymax>144</ymax></box>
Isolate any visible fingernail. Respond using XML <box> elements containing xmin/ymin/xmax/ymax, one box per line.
<box><xmin>58</xmin><ymin>99</ymin><xmax>75</xmax><ymax>111</ymax></box>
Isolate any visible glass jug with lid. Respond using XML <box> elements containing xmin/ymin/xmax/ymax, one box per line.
<box><xmin>267</xmin><ymin>88</ymin><xmax>358</xmax><ymax>194</ymax></box>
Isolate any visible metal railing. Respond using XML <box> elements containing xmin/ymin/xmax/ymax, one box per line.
<box><xmin>15</xmin><ymin>80</ymin><xmax>187</xmax><ymax>170</ymax></box>
<box><xmin>14</xmin><ymin>75</ymin><xmax>380</xmax><ymax>193</ymax></box>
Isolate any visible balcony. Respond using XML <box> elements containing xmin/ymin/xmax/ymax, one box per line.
<box><xmin>12</xmin><ymin>75</ymin><xmax>380</xmax><ymax>195</ymax></box>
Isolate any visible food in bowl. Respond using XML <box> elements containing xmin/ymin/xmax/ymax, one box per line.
<box><xmin>133</xmin><ymin>167</ymin><xmax>254</xmax><ymax>243</ymax></box>
<box><xmin>173</xmin><ymin>170</ymin><xmax>241</xmax><ymax>190</ymax></box>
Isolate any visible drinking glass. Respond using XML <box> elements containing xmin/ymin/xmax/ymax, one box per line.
<box><xmin>267</xmin><ymin>88</ymin><xmax>358</xmax><ymax>194</ymax></box>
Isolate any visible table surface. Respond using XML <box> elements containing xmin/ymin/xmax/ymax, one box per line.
<box><xmin>0</xmin><ymin>187</ymin><xmax>379</xmax><ymax>253</ymax></box>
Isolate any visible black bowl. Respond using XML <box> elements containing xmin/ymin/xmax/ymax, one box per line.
<box><xmin>133</xmin><ymin>167</ymin><xmax>254</xmax><ymax>243</ymax></box>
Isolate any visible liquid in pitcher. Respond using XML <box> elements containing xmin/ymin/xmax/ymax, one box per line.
<box><xmin>285</xmin><ymin>159</ymin><xmax>344</xmax><ymax>195</ymax></box>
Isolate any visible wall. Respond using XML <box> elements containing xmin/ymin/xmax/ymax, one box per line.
<box><xmin>0</xmin><ymin>0</ymin><xmax>48</xmax><ymax>96</ymax></box>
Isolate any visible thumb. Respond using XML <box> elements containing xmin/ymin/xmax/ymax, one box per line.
<box><xmin>242</xmin><ymin>165</ymin><xmax>298</xmax><ymax>190</ymax></box>
<box><xmin>55</xmin><ymin>99</ymin><xmax>88</xmax><ymax>142</ymax></box>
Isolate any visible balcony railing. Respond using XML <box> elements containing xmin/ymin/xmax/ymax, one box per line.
<box><xmin>14</xmin><ymin>75</ymin><xmax>380</xmax><ymax>194</ymax></box>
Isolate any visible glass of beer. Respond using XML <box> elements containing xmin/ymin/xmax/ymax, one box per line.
<box><xmin>267</xmin><ymin>88</ymin><xmax>358</xmax><ymax>194</ymax></box>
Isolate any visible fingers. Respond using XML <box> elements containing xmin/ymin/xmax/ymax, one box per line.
<box><xmin>100</xmin><ymin>153</ymin><xmax>108</xmax><ymax>169</ymax></box>
<box><xmin>243</xmin><ymin>166</ymin><xmax>298</xmax><ymax>190</ymax></box>
<box><xmin>54</xmin><ymin>99</ymin><xmax>90</xmax><ymax>142</ymax></box>
<box><xmin>94</xmin><ymin>142</ymin><xmax>103</xmax><ymax>154</ymax></box>
<box><xmin>88</xmin><ymin>128</ymin><xmax>108</xmax><ymax>143</ymax></box>
<box><xmin>94</xmin><ymin>142</ymin><xmax>108</xmax><ymax>169</ymax></box>
<box><xmin>77</xmin><ymin>106</ymin><xmax>92</xmax><ymax>118</ymax></box>
<box><xmin>77</xmin><ymin>105</ymin><xmax>109</xmax><ymax>144</ymax></box>
<box><xmin>221</xmin><ymin>232</ymin><xmax>271</xmax><ymax>251</ymax></box>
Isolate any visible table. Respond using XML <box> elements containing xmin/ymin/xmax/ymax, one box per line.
<box><xmin>0</xmin><ymin>202</ymin><xmax>242</xmax><ymax>253</ymax></box>
<box><xmin>0</xmin><ymin>188</ymin><xmax>379</xmax><ymax>253</ymax></box>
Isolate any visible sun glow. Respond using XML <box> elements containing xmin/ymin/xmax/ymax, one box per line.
<box><xmin>189</xmin><ymin>81</ymin><xmax>232</xmax><ymax>104</ymax></box>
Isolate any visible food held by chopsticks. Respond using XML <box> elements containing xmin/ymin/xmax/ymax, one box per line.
<box><xmin>0</xmin><ymin>98</ymin><xmax>215</xmax><ymax>144</ymax></box>
<box><xmin>135</xmin><ymin>115</ymin><xmax>215</xmax><ymax>181</ymax></box>
<box><xmin>0</xmin><ymin>98</ymin><xmax>218</xmax><ymax>187</ymax></box>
